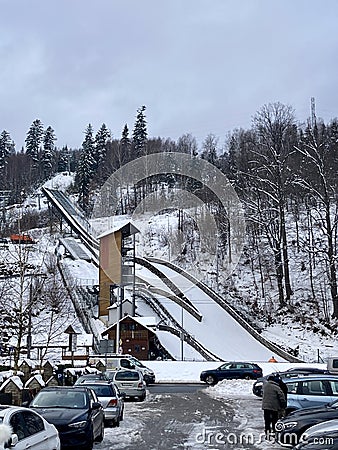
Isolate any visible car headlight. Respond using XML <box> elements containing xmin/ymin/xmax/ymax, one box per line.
<box><xmin>283</xmin><ymin>421</ymin><xmax>298</xmax><ymax>430</ymax></box>
<box><xmin>69</xmin><ymin>421</ymin><xmax>87</xmax><ymax>429</ymax></box>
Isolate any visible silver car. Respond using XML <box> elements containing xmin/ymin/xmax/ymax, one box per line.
<box><xmin>111</xmin><ymin>369</ymin><xmax>146</xmax><ymax>402</ymax></box>
<box><xmin>80</xmin><ymin>381</ymin><xmax>124</xmax><ymax>427</ymax></box>
<box><xmin>0</xmin><ymin>405</ymin><xmax>60</xmax><ymax>450</ymax></box>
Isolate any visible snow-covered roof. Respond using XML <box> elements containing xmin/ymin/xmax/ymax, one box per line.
<box><xmin>102</xmin><ymin>314</ymin><xmax>157</xmax><ymax>336</ymax></box>
<box><xmin>1</xmin><ymin>376</ymin><xmax>23</xmax><ymax>390</ymax></box>
<box><xmin>108</xmin><ymin>298</ymin><xmax>133</xmax><ymax>309</ymax></box>
<box><xmin>97</xmin><ymin>220</ymin><xmax>140</xmax><ymax>239</ymax></box>
<box><xmin>19</xmin><ymin>359</ymin><xmax>35</xmax><ymax>368</ymax></box>
<box><xmin>25</xmin><ymin>374</ymin><xmax>45</xmax><ymax>388</ymax></box>
<box><xmin>134</xmin><ymin>316</ymin><xmax>157</xmax><ymax>327</ymax></box>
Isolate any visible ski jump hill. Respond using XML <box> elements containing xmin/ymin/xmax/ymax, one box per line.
<box><xmin>42</xmin><ymin>187</ymin><xmax>302</xmax><ymax>363</ymax></box>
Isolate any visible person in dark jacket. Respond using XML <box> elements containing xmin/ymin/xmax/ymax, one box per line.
<box><xmin>273</xmin><ymin>374</ymin><xmax>288</xmax><ymax>417</ymax></box>
<box><xmin>262</xmin><ymin>375</ymin><xmax>287</xmax><ymax>439</ymax></box>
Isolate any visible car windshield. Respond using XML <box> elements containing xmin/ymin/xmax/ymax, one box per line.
<box><xmin>105</xmin><ymin>371</ymin><xmax>116</xmax><ymax>380</ymax></box>
<box><xmin>31</xmin><ymin>391</ymin><xmax>87</xmax><ymax>408</ymax></box>
<box><xmin>130</xmin><ymin>359</ymin><xmax>145</xmax><ymax>368</ymax></box>
<box><xmin>85</xmin><ymin>385</ymin><xmax>114</xmax><ymax>397</ymax></box>
<box><xmin>114</xmin><ymin>371</ymin><xmax>140</xmax><ymax>381</ymax></box>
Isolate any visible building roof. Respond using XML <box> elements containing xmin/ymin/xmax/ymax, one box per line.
<box><xmin>0</xmin><ymin>376</ymin><xmax>23</xmax><ymax>391</ymax></box>
<box><xmin>102</xmin><ymin>314</ymin><xmax>157</xmax><ymax>336</ymax></box>
<box><xmin>97</xmin><ymin>220</ymin><xmax>140</xmax><ymax>239</ymax></box>
<box><xmin>25</xmin><ymin>374</ymin><xmax>45</xmax><ymax>388</ymax></box>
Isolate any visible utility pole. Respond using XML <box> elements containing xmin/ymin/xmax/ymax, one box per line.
<box><xmin>180</xmin><ymin>307</ymin><xmax>184</xmax><ymax>361</ymax></box>
<box><xmin>311</xmin><ymin>97</ymin><xmax>317</xmax><ymax>129</ymax></box>
<box><xmin>26</xmin><ymin>283</ymin><xmax>33</xmax><ymax>359</ymax></box>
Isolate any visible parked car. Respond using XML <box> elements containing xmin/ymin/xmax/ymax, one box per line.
<box><xmin>0</xmin><ymin>405</ymin><xmax>60</xmax><ymax>450</ymax></box>
<box><xmin>110</xmin><ymin>369</ymin><xmax>146</xmax><ymax>401</ymax></box>
<box><xmin>74</xmin><ymin>372</ymin><xmax>108</xmax><ymax>385</ymax></box>
<box><xmin>253</xmin><ymin>367</ymin><xmax>329</xmax><ymax>397</ymax></box>
<box><xmin>200</xmin><ymin>362</ymin><xmax>263</xmax><ymax>385</ymax></box>
<box><xmin>295</xmin><ymin>419</ymin><xmax>338</xmax><ymax>449</ymax></box>
<box><xmin>99</xmin><ymin>355</ymin><xmax>156</xmax><ymax>385</ymax></box>
<box><xmin>296</xmin><ymin>430</ymin><xmax>338</xmax><ymax>449</ymax></box>
<box><xmin>28</xmin><ymin>386</ymin><xmax>104</xmax><ymax>450</ymax></box>
<box><xmin>275</xmin><ymin>397</ymin><xmax>338</xmax><ymax>447</ymax></box>
<box><xmin>282</xmin><ymin>375</ymin><xmax>338</xmax><ymax>414</ymax></box>
<box><xmin>80</xmin><ymin>381</ymin><xmax>124</xmax><ymax>427</ymax></box>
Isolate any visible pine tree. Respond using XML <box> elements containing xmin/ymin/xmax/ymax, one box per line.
<box><xmin>94</xmin><ymin>123</ymin><xmax>110</xmax><ymax>169</ymax></box>
<box><xmin>57</xmin><ymin>146</ymin><xmax>70</xmax><ymax>172</ymax></box>
<box><xmin>132</xmin><ymin>105</ymin><xmax>148</xmax><ymax>158</ymax></box>
<box><xmin>0</xmin><ymin>130</ymin><xmax>14</xmax><ymax>170</ymax></box>
<box><xmin>42</xmin><ymin>126</ymin><xmax>56</xmax><ymax>180</ymax></box>
<box><xmin>120</xmin><ymin>124</ymin><xmax>131</xmax><ymax>162</ymax></box>
<box><xmin>76</xmin><ymin>124</ymin><xmax>96</xmax><ymax>211</ymax></box>
<box><xmin>25</xmin><ymin>119</ymin><xmax>44</xmax><ymax>162</ymax></box>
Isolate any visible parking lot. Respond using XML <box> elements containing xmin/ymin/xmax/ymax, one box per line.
<box><xmin>94</xmin><ymin>384</ymin><xmax>278</xmax><ymax>450</ymax></box>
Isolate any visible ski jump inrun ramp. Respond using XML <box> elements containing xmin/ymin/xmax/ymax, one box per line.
<box><xmin>43</xmin><ymin>187</ymin><xmax>302</xmax><ymax>362</ymax></box>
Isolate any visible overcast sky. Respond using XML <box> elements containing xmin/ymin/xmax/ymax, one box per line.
<box><xmin>1</xmin><ymin>0</ymin><xmax>338</xmax><ymax>150</ymax></box>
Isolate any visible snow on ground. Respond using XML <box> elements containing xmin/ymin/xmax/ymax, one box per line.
<box><xmin>97</xmin><ymin>371</ymin><xmax>313</xmax><ymax>450</ymax></box>
<box><xmin>142</xmin><ymin>361</ymin><xmax>327</xmax><ymax>383</ymax></box>
<box><xmin>98</xmin><ymin>362</ymin><xmax>327</xmax><ymax>450</ymax></box>
<box><xmin>136</xmin><ymin>263</ymin><xmax>284</xmax><ymax>362</ymax></box>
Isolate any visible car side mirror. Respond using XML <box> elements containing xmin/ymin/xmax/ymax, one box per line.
<box><xmin>119</xmin><ymin>392</ymin><xmax>126</xmax><ymax>399</ymax></box>
<box><xmin>130</xmin><ymin>364</ymin><xmax>135</xmax><ymax>369</ymax></box>
<box><xmin>91</xmin><ymin>401</ymin><xmax>102</xmax><ymax>410</ymax></box>
<box><xmin>5</xmin><ymin>434</ymin><xmax>19</xmax><ymax>448</ymax></box>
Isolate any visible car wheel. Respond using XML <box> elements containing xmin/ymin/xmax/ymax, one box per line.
<box><xmin>139</xmin><ymin>393</ymin><xmax>146</xmax><ymax>402</ymax></box>
<box><xmin>205</xmin><ymin>375</ymin><xmax>216</xmax><ymax>385</ymax></box>
<box><xmin>120</xmin><ymin>407</ymin><xmax>124</xmax><ymax>421</ymax></box>
<box><xmin>95</xmin><ymin>422</ymin><xmax>104</xmax><ymax>442</ymax></box>
<box><xmin>83</xmin><ymin>435</ymin><xmax>94</xmax><ymax>450</ymax></box>
<box><xmin>244</xmin><ymin>375</ymin><xmax>252</xmax><ymax>380</ymax></box>
<box><xmin>113</xmin><ymin>417</ymin><xmax>120</xmax><ymax>427</ymax></box>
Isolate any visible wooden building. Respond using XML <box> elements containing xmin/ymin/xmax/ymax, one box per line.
<box><xmin>25</xmin><ymin>374</ymin><xmax>45</xmax><ymax>397</ymax></box>
<box><xmin>0</xmin><ymin>376</ymin><xmax>23</xmax><ymax>406</ymax></box>
<box><xmin>102</xmin><ymin>315</ymin><xmax>157</xmax><ymax>360</ymax></box>
<box><xmin>18</xmin><ymin>359</ymin><xmax>35</xmax><ymax>383</ymax></box>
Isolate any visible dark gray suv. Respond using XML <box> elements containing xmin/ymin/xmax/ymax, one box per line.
<box><xmin>200</xmin><ymin>361</ymin><xmax>263</xmax><ymax>385</ymax></box>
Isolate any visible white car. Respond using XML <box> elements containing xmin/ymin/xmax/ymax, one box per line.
<box><xmin>0</xmin><ymin>405</ymin><xmax>60</xmax><ymax>450</ymax></box>
<box><xmin>111</xmin><ymin>369</ymin><xmax>146</xmax><ymax>401</ymax></box>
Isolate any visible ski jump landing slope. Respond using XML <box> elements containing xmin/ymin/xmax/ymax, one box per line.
<box><xmin>136</xmin><ymin>260</ymin><xmax>299</xmax><ymax>363</ymax></box>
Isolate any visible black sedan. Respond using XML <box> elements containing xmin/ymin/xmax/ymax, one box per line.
<box><xmin>252</xmin><ymin>367</ymin><xmax>329</xmax><ymax>397</ymax></box>
<box><xmin>29</xmin><ymin>386</ymin><xmax>104</xmax><ymax>450</ymax></box>
<box><xmin>200</xmin><ymin>361</ymin><xmax>263</xmax><ymax>385</ymax></box>
<box><xmin>275</xmin><ymin>400</ymin><xmax>338</xmax><ymax>447</ymax></box>
<box><xmin>295</xmin><ymin>430</ymin><xmax>338</xmax><ymax>449</ymax></box>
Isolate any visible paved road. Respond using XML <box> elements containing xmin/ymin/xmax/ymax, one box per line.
<box><xmin>147</xmin><ymin>382</ymin><xmax>208</xmax><ymax>395</ymax></box>
<box><xmin>95</xmin><ymin>384</ymin><xmax>270</xmax><ymax>450</ymax></box>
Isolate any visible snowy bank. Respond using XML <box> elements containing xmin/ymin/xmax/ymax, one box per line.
<box><xmin>143</xmin><ymin>361</ymin><xmax>327</xmax><ymax>383</ymax></box>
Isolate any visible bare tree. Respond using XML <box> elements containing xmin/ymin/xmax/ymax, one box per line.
<box><xmin>246</xmin><ymin>102</ymin><xmax>297</xmax><ymax>306</ymax></box>
<box><xmin>0</xmin><ymin>244</ymin><xmax>75</xmax><ymax>369</ymax></box>
<box><xmin>294</xmin><ymin>125</ymin><xmax>338</xmax><ymax>317</ymax></box>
